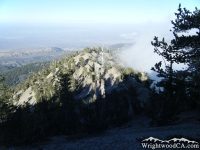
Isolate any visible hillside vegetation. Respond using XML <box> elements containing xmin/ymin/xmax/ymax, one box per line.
<box><xmin>0</xmin><ymin>47</ymin><xmax>151</xmax><ymax>146</ymax></box>
<box><xmin>1</xmin><ymin>61</ymin><xmax>50</xmax><ymax>87</ymax></box>
<box><xmin>0</xmin><ymin>4</ymin><xmax>200</xmax><ymax>149</ymax></box>
<box><xmin>0</xmin><ymin>47</ymin><xmax>74</xmax><ymax>72</ymax></box>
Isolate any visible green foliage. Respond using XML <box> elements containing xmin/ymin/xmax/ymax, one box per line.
<box><xmin>83</xmin><ymin>47</ymin><xmax>91</xmax><ymax>53</ymax></box>
<box><xmin>0</xmin><ymin>65</ymin><xmax>14</xmax><ymax>72</ymax></box>
<box><xmin>70</xmin><ymin>78</ymin><xmax>78</xmax><ymax>92</ymax></box>
<box><xmin>170</xmin><ymin>5</ymin><xmax>200</xmax><ymax>105</ymax></box>
<box><xmin>79</xmin><ymin>87</ymin><xmax>138</xmax><ymax>134</ymax></box>
<box><xmin>147</xmin><ymin>87</ymin><xmax>180</xmax><ymax>126</ymax></box>
<box><xmin>1</xmin><ymin>62</ymin><xmax>50</xmax><ymax>87</ymax></box>
<box><xmin>79</xmin><ymin>57</ymin><xmax>86</xmax><ymax>67</ymax></box>
<box><xmin>1</xmin><ymin>72</ymin><xmax>79</xmax><ymax>146</ymax></box>
<box><xmin>123</xmin><ymin>67</ymin><xmax>135</xmax><ymax>76</ymax></box>
<box><xmin>0</xmin><ymin>75</ymin><xmax>15</xmax><ymax>145</ymax></box>
<box><xmin>2</xmin><ymin>101</ymin><xmax>75</xmax><ymax>146</ymax></box>
<box><xmin>121</xmin><ymin>68</ymin><xmax>135</xmax><ymax>82</ymax></box>
<box><xmin>171</xmin><ymin>5</ymin><xmax>200</xmax><ymax>107</ymax></box>
<box><xmin>103</xmin><ymin>62</ymin><xmax>112</xmax><ymax>71</ymax></box>
<box><xmin>0</xmin><ymin>75</ymin><xmax>13</xmax><ymax>121</ymax></box>
<box><xmin>149</xmin><ymin>4</ymin><xmax>200</xmax><ymax>125</ymax></box>
<box><xmin>0</xmin><ymin>47</ymin><xmax>146</xmax><ymax>146</ymax></box>
<box><xmin>83</xmin><ymin>47</ymin><xmax>102</xmax><ymax>54</ymax></box>
<box><xmin>112</xmin><ymin>64</ymin><xmax>123</xmax><ymax>71</ymax></box>
<box><xmin>105</xmin><ymin>88</ymin><xmax>135</xmax><ymax>126</ymax></box>
<box><xmin>120</xmin><ymin>68</ymin><xmax>151</xmax><ymax>84</ymax></box>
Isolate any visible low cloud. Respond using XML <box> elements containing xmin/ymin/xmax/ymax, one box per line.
<box><xmin>120</xmin><ymin>32</ymin><xmax>137</xmax><ymax>39</ymax></box>
<box><xmin>119</xmin><ymin>21</ymin><xmax>186</xmax><ymax>81</ymax></box>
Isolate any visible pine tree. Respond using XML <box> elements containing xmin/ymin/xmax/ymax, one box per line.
<box><xmin>170</xmin><ymin>4</ymin><xmax>200</xmax><ymax>106</ymax></box>
<box><xmin>150</xmin><ymin>4</ymin><xmax>200</xmax><ymax>125</ymax></box>
<box><xmin>0</xmin><ymin>75</ymin><xmax>12</xmax><ymax>124</ymax></box>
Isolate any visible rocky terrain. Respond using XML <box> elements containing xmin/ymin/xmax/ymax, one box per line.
<box><xmin>1</xmin><ymin>47</ymin><xmax>199</xmax><ymax>150</ymax></box>
<box><xmin>12</xmin><ymin>47</ymin><xmax>149</xmax><ymax>107</ymax></box>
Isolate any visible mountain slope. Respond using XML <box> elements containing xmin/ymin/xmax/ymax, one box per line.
<box><xmin>13</xmin><ymin>47</ymin><xmax>150</xmax><ymax>107</ymax></box>
<box><xmin>1</xmin><ymin>47</ymin><xmax>152</xmax><ymax>146</ymax></box>
<box><xmin>1</xmin><ymin>61</ymin><xmax>50</xmax><ymax>87</ymax></box>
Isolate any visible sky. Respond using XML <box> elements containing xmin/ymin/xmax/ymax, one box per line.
<box><xmin>0</xmin><ymin>0</ymin><xmax>199</xmax><ymax>24</ymax></box>
<box><xmin>0</xmin><ymin>0</ymin><xmax>199</xmax><ymax>77</ymax></box>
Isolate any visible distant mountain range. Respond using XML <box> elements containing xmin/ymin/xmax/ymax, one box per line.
<box><xmin>0</xmin><ymin>44</ymin><xmax>134</xmax><ymax>73</ymax></box>
<box><xmin>0</xmin><ymin>47</ymin><xmax>75</xmax><ymax>72</ymax></box>
<box><xmin>0</xmin><ymin>47</ymin><xmax>65</xmax><ymax>58</ymax></box>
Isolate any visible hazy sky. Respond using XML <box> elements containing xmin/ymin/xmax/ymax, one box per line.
<box><xmin>0</xmin><ymin>0</ymin><xmax>199</xmax><ymax>78</ymax></box>
<box><xmin>0</xmin><ymin>0</ymin><xmax>198</xmax><ymax>50</ymax></box>
<box><xmin>0</xmin><ymin>0</ymin><xmax>199</xmax><ymax>24</ymax></box>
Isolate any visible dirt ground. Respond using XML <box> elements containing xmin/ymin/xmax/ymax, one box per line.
<box><xmin>1</xmin><ymin>109</ymin><xmax>200</xmax><ymax>150</ymax></box>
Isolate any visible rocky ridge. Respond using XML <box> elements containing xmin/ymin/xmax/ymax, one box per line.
<box><xmin>12</xmin><ymin>47</ymin><xmax>150</xmax><ymax>107</ymax></box>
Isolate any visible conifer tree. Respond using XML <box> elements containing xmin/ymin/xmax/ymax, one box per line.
<box><xmin>170</xmin><ymin>4</ymin><xmax>200</xmax><ymax>105</ymax></box>
<box><xmin>150</xmin><ymin>4</ymin><xmax>200</xmax><ymax>125</ymax></box>
<box><xmin>0</xmin><ymin>75</ymin><xmax>12</xmax><ymax>123</ymax></box>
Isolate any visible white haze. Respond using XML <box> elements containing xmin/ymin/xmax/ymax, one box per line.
<box><xmin>0</xmin><ymin>21</ymin><xmax>191</xmax><ymax>81</ymax></box>
<box><xmin>0</xmin><ymin>23</ymin><xmax>142</xmax><ymax>51</ymax></box>
<box><xmin>120</xmin><ymin>21</ymin><xmax>188</xmax><ymax>81</ymax></box>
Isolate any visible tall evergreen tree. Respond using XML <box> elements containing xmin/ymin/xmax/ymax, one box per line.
<box><xmin>170</xmin><ymin>4</ymin><xmax>200</xmax><ymax>104</ymax></box>
<box><xmin>0</xmin><ymin>75</ymin><xmax>12</xmax><ymax>124</ymax></box>
<box><xmin>150</xmin><ymin>4</ymin><xmax>200</xmax><ymax>125</ymax></box>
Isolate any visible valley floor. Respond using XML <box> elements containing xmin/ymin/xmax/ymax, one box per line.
<box><xmin>2</xmin><ymin>110</ymin><xmax>200</xmax><ymax>150</ymax></box>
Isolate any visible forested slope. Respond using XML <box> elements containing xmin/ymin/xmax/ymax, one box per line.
<box><xmin>1</xmin><ymin>61</ymin><xmax>50</xmax><ymax>87</ymax></box>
